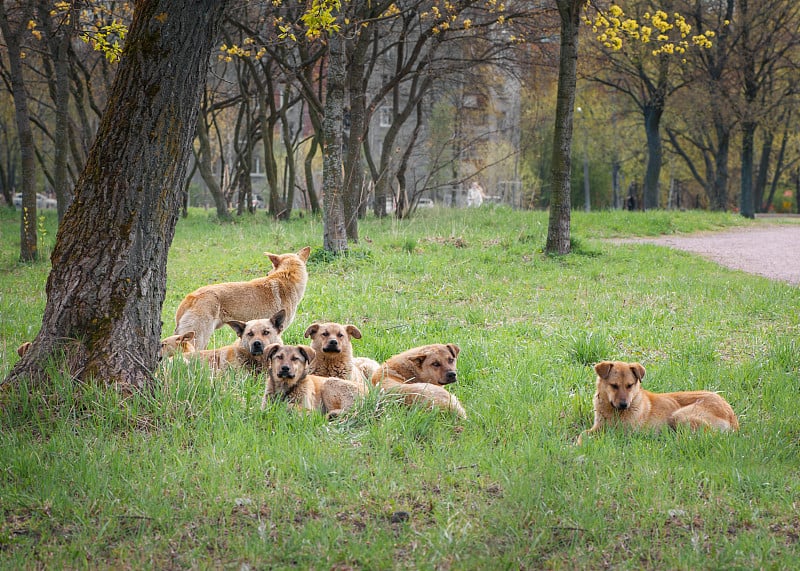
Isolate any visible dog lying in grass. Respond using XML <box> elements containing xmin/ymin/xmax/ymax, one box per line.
<box><xmin>261</xmin><ymin>343</ymin><xmax>366</xmax><ymax>417</ymax></box>
<box><xmin>174</xmin><ymin>246</ymin><xmax>310</xmax><ymax>350</ymax></box>
<box><xmin>161</xmin><ymin>310</ymin><xmax>285</xmax><ymax>373</ymax></box>
<box><xmin>303</xmin><ymin>322</ymin><xmax>379</xmax><ymax>388</ymax></box>
<box><xmin>370</xmin><ymin>343</ymin><xmax>466</xmax><ymax>419</ymax></box>
<box><xmin>577</xmin><ymin>360</ymin><xmax>739</xmax><ymax>445</ymax></box>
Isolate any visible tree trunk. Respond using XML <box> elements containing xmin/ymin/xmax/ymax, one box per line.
<box><xmin>0</xmin><ymin>1</ymin><xmax>38</xmax><ymax>261</ymax></box>
<box><xmin>546</xmin><ymin>0</ymin><xmax>582</xmax><ymax>255</ymax></box>
<box><xmin>5</xmin><ymin>0</ymin><xmax>229</xmax><ymax>391</ymax></box>
<box><xmin>740</xmin><ymin>121</ymin><xmax>756</xmax><ymax>218</ymax></box>
<box><xmin>754</xmin><ymin>131</ymin><xmax>773</xmax><ymax>213</ymax></box>
<box><xmin>195</xmin><ymin>110</ymin><xmax>231</xmax><ymax>220</ymax></box>
<box><xmin>37</xmin><ymin>0</ymin><xmax>73</xmax><ymax>222</ymax></box>
<box><xmin>322</xmin><ymin>33</ymin><xmax>348</xmax><ymax>253</ymax></box>
<box><xmin>710</xmin><ymin>119</ymin><xmax>731</xmax><ymax>211</ymax></box>
<box><xmin>343</xmin><ymin>31</ymin><xmax>370</xmax><ymax>241</ymax></box>
<box><xmin>304</xmin><ymin>134</ymin><xmax>321</xmax><ymax>214</ymax></box>
<box><xmin>642</xmin><ymin>102</ymin><xmax>663</xmax><ymax>210</ymax></box>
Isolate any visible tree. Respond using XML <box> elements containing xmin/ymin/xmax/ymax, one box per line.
<box><xmin>0</xmin><ymin>0</ymin><xmax>38</xmax><ymax>261</ymax></box>
<box><xmin>545</xmin><ymin>0</ymin><xmax>582</xmax><ymax>255</ymax></box>
<box><xmin>4</xmin><ymin>0</ymin><xmax>229</xmax><ymax>391</ymax></box>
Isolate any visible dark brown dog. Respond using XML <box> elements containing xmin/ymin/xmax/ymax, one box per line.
<box><xmin>578</xmin><ymin>360</ymin><xmax>739</xmax><ymax>444</ymax></box>
<box><xmin>261</xmin><ymin>344</ymin><xmax>365</xmax><ymax>417</ymax></box>
<box><xmin>370</xmin><ymin>343</ymin><xmax>466</xmax><ymax>418</ymax></box>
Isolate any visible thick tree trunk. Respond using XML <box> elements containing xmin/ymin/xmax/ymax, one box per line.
<box><xmin>0</xmin><ymin>1</ymin><xmax>38</xmax><ymax>261</ymax></box>
<box><xmin>343</xmin><ymin>31</ymin><xmax>370</xmax><ymax>240</ymax></box>
<box><xmin>710</xmin><ymin>119</ymin><xmax>731</xmax><ymax>211</ymax></box>
<box><xmin>546</xmin><ymin>0</ymin><xmax>582</xmax><ymax>255</ymax></box>
<box><xmin>754</xmin><ymin>131</ymin><xmax>773</xmax><ymax>213</ymax></box>
<box><xmin>322</xmin><ymin>33</ymin><xmax>348</xmax><ymax>253</ymax></box>
<box><xmin>5</xmin><ymin>0</ymin><xmax>229</xmax><ymax>391</ymax></box>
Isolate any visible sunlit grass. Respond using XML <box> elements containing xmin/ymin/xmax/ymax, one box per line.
<box><xmin>2</xmin><ymin>206</ymin><xmax>799</xmax><ymax>568</ymax></box>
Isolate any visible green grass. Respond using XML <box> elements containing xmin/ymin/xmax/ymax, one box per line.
<box><xmin>2</xmin><ymin>205</ymin><xmax>799</xmax><ymax>569</ymax></box>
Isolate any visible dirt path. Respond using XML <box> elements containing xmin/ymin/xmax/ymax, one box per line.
<box><xmin>615</xmin><ymin>222</ymin><xmax>800</xmax><ymax>286</ymax></box>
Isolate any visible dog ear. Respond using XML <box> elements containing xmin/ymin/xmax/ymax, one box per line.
<box><xmin>630</xmin><ymin>362</ymin><xmax>646</xmax><ymax>382</ymax></box>
<box><xmin>181</xmin><ymin>331</ymin><xmax>196</xmax><ymax>342</ymax></box>
<box><xmin>594</xmin><ymin>361</ymin><xmax>614</xmax><ymax>379</ymax></box>
<box><xmin>303</xmin><ymin>323</ymin><xmax>319</xmax><ymax>338</ymax></box>
<box><xmin>265</xmin><ymin>253</ymin><xmax>281</xmax><ymax>268</ymax></box>
<box><xmin>297</xmin><ymin>246</ymin><xmax>311</xmax><ymax>261</ymax></box>
<box><xmin>226</xmin><ymin>321</ymin><xmax>247</xmax><ymax>338</ymax></box>
<box><xmin>345</xmin><ymin>325</ymin><xmax>362</xmax><ymax>340</ymax></box>
<box><xmin>17</xmin><ymin>341</ymin><xmax>32</xmax><ymax>358</ymax></box>
<box><xmin>271</xmin><ymin>309</ymin><xmax>287</xmax><ymax>332</ymax></box>
<box><xmin>297</xmin><ymin>345</ymin><xmax>317</xmax><ymax>364</ymax></box>
<box><xmin>411</xmin><ymin>353</ymin><xmax>427</xmax><ymax>370</ymax></box>
<box><xmin>264</xmin><ymin>343</ymin><xmax>282</xmax><ymax>361</ymax></box>
<box><xmin>446</xmin><ymin>343</ymin><xmax>460</xmax><ymax>358</ymax></box>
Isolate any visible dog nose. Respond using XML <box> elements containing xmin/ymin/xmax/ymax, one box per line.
<box><xmin>280</xmin><ymin>365</ymin><xmax>290</xmax><ymax>373</ymax></box>
<box><xmin>617</xmin><ymin>401</ymin><xmax>628</xmax><ymax>410</ymax></box>
<box><xmin>251</xmin><ymin>340</ymin><xmax>263</xmax><ymax>354</ymax></box>
<box><xmin>445</xmin><ymin>371</ymin><xmax>457</xmax><ymax>383</ymax></box>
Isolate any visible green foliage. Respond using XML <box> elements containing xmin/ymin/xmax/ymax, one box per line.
<box><xmin>2</xmin><ymin>208</ymin><xmax>799</xmax><ymax>568</ymax></box>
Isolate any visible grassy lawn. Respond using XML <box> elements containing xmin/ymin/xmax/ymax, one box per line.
<box><xmin>1</xmin><ymin>206</ymin><xmax>798</xmax><ymax>569</ymax></box>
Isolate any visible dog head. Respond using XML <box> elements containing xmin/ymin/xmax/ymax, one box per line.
<box><xmin>265</xmin><ymin>246</ymin><xmax>311</xmax><ymax>271</ymax></box>
<box><xmin>303</xmin><ymin>322</ymin><xmax>361</xmax><ymax>356</ymax></box>
<box><xmin>160</xmin><ymin>332</ymin><xmax>196</xmax><ymax>358</ymax></box>
<box><xmin>594</xmin><ymin>360</ymin><xmax>646</xmax><ymax>411</ymax></box>
<box><xmin>228</xmin><ymin>310</ymin><xmax>286</xmax><ymax>356</ymax></box>
<box><xmin>264</xmin><ymin>343</ymin><xmax>316</xmax><ymax>392</ymax></box>
<box><xmin>402</xmin><ymin>343</ymin><xmax>460</xmax><ymax>386</ymax></box>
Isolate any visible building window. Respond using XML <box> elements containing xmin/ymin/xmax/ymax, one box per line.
<box><xmin>379</xmin><ymin>106</ymin><xmax>393</xmax><ymax>127</ymax></box>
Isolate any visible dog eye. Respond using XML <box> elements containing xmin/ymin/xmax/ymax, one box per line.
<box><xmin>626</xmin><ymin>384</ymin><xmax>634</xmax><ymax>389</ymax></box>
<box><xmin>247</xmin><ymin>332</ymin><xmax>254</xmax><ymax>337</ymax></box>
<box><xmin>610</xmin><ymin>384</ymin><xmax>619</xmax><ymax>390</ymax></box>
<box><xmin>432</xmin><ymin>361</ymin><xmax>440</xmax><ymax>367</ymax></box>
<box><xmin>322</xmin><ymin>332</ymin><xmax>329</xmax><ymax>337</ymax></box>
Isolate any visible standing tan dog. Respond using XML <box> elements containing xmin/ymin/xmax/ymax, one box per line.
<box><xmin>261</xmin><ymin>343</ymin><xmax>365</xmax><ymax>417</ymax></box>
<box><xmin>303</xmin><ymin>322</ymin><xmax>379</xmax><ymax>387</ymax></box>
<box><xmin>370</xmin><ymin>343</ymin><xmax>466</xmax><ymax>419</ymax></box>
<box><xmin>577</xmin><ymin>360</ymin><xmax>739</xmax><ymax>444</ymax></box>
<box><xmin>174</xmin><ymin>246</ymin><xmax>310</xmax><ymax>350</ymax></box>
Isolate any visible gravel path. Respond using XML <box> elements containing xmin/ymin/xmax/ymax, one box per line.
<box><xmin>616</xmin><ymin>222</ymin><xmax>800</xmax><ymax>286</ymax></box>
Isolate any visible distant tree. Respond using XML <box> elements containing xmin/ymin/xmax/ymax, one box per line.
<box><xmin>545</xmin><ymin>0</ymin><xmax>582</xmax><ymax>255</ymax></box>
<box><xmin>0</xmin><ymin>0</ymin><xmax>38</xmax><ymax>261</ymax></box>
<box><xmin>4</xmin><ymin>0</ymin><xmax>229</xmax><ymax>391</ymax></box>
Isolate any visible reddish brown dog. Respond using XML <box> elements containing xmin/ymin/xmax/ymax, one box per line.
<box><xmin>370</xmin><ymin>343</ymin><xmax>466</xmax><ymax>418</ymax></box>
<box><xmin>261</xmin><ymin>344</ymin><xmax>366</xmax><ymax>417</ymax></box>
<box><xmin>174</xmin><ymin>246</ymin><xmax>310</xmax><ymax>350</ymax></box>
<box><xmin>577</xmin><ymin>360</ymin><xmax>739</xmax><ymax>445</ymax></box>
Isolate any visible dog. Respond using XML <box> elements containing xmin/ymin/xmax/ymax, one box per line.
<box><xmin>261</xmin><ymin>343</ymin><xmax>365</xmax><ymax>417</ymax></box>
<box><xmin>160</xmin><ymin>310</ymin><xmax>285</xmax><ymax>372</ymax></box>
<box><xmin>174</xmin><ymin>246</ymin><xmax>310</xmax><ymax>350</ymax></box>
<box><xmin>303</xmin><ymin>322</ymin><xmax>379</xmax><ymax>387</ymax></box>
<box><xmin>160</xmin><ymin>331</ymin><xmax>197</xmax><ymax>359</ymax></box>
<box><xmin>17</xmin><ymin>342</ymin><xmax>32</xmax><ymax>358</ymax></box>
<box><xmin>370</xmin><ymin>343</ymin><xmax>466</xmax><ymax>418</ymax></box>
<box><xmin>577</xmin><ymin>360</ymin><xmax>739</xmax><ymax>445</ymax></box>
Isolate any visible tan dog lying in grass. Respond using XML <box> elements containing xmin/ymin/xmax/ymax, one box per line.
<box><xmin>303</xmin><ymin>322</ymin><xmax>379</xmax><ymax>387</ymax></box>
<box><xmin>261</xmin><ymin>344</ymin><xmax>366</xmax><ymax>417</ymax></box>
<box><xmin>371</xmin><ymin>343</ymin><xmax>466</xmax><ymax>419</ymax></box>
<box><xmin>161</xmin><ymin>310</ymin><xmax>285</xmax><ymax>373</ymax></box>
<box><xmin>174</xmin><ymin>246</ymin><xmax>310</xmax><ymax>350</ymax></box>
<box><xmin>577</xmin><ymin>360</ymin><xmax>739</xmax><ymax>445</ymax></box>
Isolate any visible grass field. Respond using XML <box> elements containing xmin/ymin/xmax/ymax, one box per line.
<box><xmin>1</xmin><ymin>206</ymin><xmax>799</xmax><ymax>569</ymax></box>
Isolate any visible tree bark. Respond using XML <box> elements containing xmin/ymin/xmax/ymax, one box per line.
<box><xmin>322</xmin><ymin>33</ymin><xmax>348</xmax><ymax>253</ymax></box>
<box><xmin>0</xmin><ymin>0</ymin><xmax>38</xmax><ymax>261</ymax></box>
<box><xmin>5</xmin><ymin>0</ymin><xmax>229</xmax><ymax>391</ymax></box>
<box><xmin>546</xmin><ymin>0</ymin><xmax>582</xmax><ymax>255</ymax></box>
<box><xmin>642</xmin><ymin>102</ymin><xmax>664</xmax><ymax>210</ymax></box>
